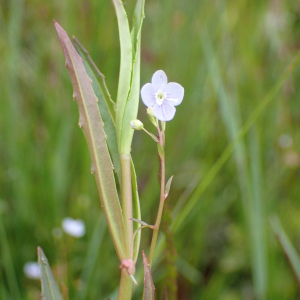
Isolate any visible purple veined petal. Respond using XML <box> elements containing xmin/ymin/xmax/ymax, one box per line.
<box><xmin>141</xmin><ymin>83</ymin><xmax>156</xmax><ymax>107</ymax></box>
<box><xmin>163</xmin><ymin>82</ymin><xmax>184</xmax><ymax>106</ymax></box>
<box><xmin>152</xmin><ymin>70</ymin><xmax>168</xmax><ymax>90</ymax></box>
<box><xmin>153</xmin><ymin>102</ymin><xmax>176</xmax><ymax>121</ymax></box>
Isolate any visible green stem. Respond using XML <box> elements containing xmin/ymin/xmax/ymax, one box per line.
<box><xmin>118</xmin><ymin>269</ymin><xmax>133</xmax><ymax>300</ymax></box>
<box><xmin>148</xmin><ymin>128</ymin><xmax>166</xmax><ymax>267</ymax></box>
<box><xmin>118</xmin><ymin>154</ymin><xmax>133</xmax><ymax>300</ymax></box>
<box><xmin>120</xmin><ymin>154</ymin><xmax>133</xmax><ymax>254</ymax></box>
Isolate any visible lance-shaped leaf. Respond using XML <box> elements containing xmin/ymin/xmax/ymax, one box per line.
<box><xmin>73</xmin><ymin>37</ymin><xmax>121</xmax><ymax>182</ymax></box>
<box><xmin>270</xmin><ymin>215</ymin><xmax>300</xmax><ymax>285</ymax></box>
<box><xmin>119</xmin><ymin>0</ymin><xmax>145</xmax><ymax>155</ymax></box>
<box><xmin>38</xmin><ymin>247</ymin><xmax>64</xmax><ymax>300</ymax></box>
<box><xmin>164</xmin><ymin>175</ymin><xmax>174</xmax><ymax>199</ymax></box>
<box><xmin>142</xmin><ymin>251</ymin><xmax>155</xmax><ymax>300</ymax></box>
<box><xmin>54</xmin><ymin>21</ymin><xmax>128</xmax><ymax>261</ymax></box>
<box><xmin>73</xmin><ymin>36</ymin><xmax>142</xmax><ymax>262</ymax></box>
<box><xmin>111</xmin><ymin>0</ymin><xmax>133</xmax><ymax>149</ymax></box>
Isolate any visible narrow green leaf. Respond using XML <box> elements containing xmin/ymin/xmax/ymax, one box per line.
<box><xmin>144</xmin><ymin>130</ymin><xmax>159</xmax><ymax>143</ymax></box>
<box><xmin>131</xmin><ymin>218</ymin><xmax>148</xmax><ymax>227</ymax></box>
<box><xmin>111</xmin><ymin>0</ymin><xmax>133</xmax><ymax>147</ymax></box>
<box><xmin>120</xmin><ymin>0</ymin><xmax>145</xmax><ymax>155</ymax></box>
<box><xmin>142</xmin><ymin>251</ymin><xmax>155</xmax><ymax>300</ymax></box>
<box><xmin>131</xmin><ymin>158</ymin><xmax>141</xmax><ymax>262</ymax></box>
<box><xmin>38</xmin><ymin>247</ymin><xmax>64</xmax><ymax>300</ymax></box>
<box><xmin>73</xmin><ymin>37</ymin><xmax>121</xmax><ymax>183</ymax></box>
<box><xmin>0</xmin><ymin>214</ymin><xmax>21</xmax><ymax>300</ymax></box>
<box><xmin>54</xmin><ymin>21</ymin><xmax>127</xmax><ymax>261</ymax></box>
<box><xmin>157</xmin><ymin>143</ymin><xmax>164</xmax><ymax>158</ymax></box>
<box><xmin>270</xmin><ymin>215</ymin><xmax>300</xmax><ymax>285</ymax></box>
<box><xmin>164</xmin><ymin>175</ymin><xmax>174</xmax><ymax>199</ymax></box>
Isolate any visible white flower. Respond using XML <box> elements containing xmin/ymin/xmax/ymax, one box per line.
<box><xmin>141</xmin><ymin>70</ymin><xmax>184</xmax><ymax>121</ymax></box>
<box><xmin>62</xmin><ymin>217</ymin><xmax>85</xmax><ymax>238</ymax></box>
<box><xmin>24</xmin><ymin>262</ymin><xmax>40</xmax><ymax>279</ymax></box>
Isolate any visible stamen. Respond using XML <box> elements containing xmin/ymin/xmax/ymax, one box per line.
<box><xmin>155</xmin><ymin>89</ymin><xmax>166</xmax><ymax>105</ymax></box>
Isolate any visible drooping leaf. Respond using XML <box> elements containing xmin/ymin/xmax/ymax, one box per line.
<box><xmin>142</xmin><ymin>251</ymin><xmax>155</xmax><ymax>300</ymax></box>
<box><xmin>38</xmin><ymin>247</ymin><xmax>64</xmax><ymax>300</ymax></box>
<box><xmin>111</xmin><ymin>0</ymin><xmax>133</xmax><ymax>150</ymax></box>
<box><xmin>54</xmin><ymin>21</ymin><xmax>128</xmax><ymax>261</ymax></box>
<box><xmin>120</xmin><ymin>0</ymin><xmax>145</xmax><ymax>155</ymax></box>
<box><xmin>73</xmin><ymin>37</ymin><xmax>121</xmax><ymax>182</ymax></box>
<box><xmin>270</xmin><ymin>215</ymin><xmax>300</xmax><ymax>285</ymax></box>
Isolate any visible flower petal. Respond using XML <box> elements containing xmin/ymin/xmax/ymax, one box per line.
<box><xmin>152</xmin><ymin>70</ymin><xmax>168</xmax><ymax>90</ymax></box>
<box><xmin>153</xmin><ymin>102</ymin><xmax>176</xmax><ymax>121</ymax></box>
<box><xmin>141</xmin><ymin>83</ymin><xmax>156</xmax><ymax>107</ymax></box>
<box><xmin>163</xmin><ymin>82</ymin><xmax>184</xmax><ymax>106</ymax></box>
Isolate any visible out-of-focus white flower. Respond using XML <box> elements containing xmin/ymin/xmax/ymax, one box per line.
<box><xmin>62</xmin><ymin>217</ymin><xmax>85</xmax><ymax>238</ymax></box>
<box><xmin>278</xmin><ymin>134</ymin><xmax>293</xmax><ymax>149</ymax></box>
<box><xmin>24</xmin><ymin>262</ymin><xmax>40</xmax><ymax>279</ymax></box>
<box><xmin>141</xmin><ymin>70</ymin><xmax>184</xmax><ymax>121</ymax></box>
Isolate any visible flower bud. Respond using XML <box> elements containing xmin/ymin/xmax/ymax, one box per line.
<box><xmin>147</xmin><ymin>107</ymin><xmax>158</xmax><ymax>126</ymax></box>
<box><xmin>130</xmin><ymin>119</ymin><xmax>144</xmax><ymax>130</ymax></box>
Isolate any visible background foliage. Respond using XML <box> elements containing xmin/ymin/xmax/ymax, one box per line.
<box><xmin>1</xmin><ymin>0</ymin><xmax>300</xmax><ymax>299</ymax></box>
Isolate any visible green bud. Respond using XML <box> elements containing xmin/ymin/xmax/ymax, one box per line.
<box><xmin>130</xmin><ymin>119</ymin><xmax>144</xmax><ymax>130</ymax></box>
<box><xmin>147</xmin><ymin>107</ymin><xmax>158</xmax><ymax>127</ymax></box>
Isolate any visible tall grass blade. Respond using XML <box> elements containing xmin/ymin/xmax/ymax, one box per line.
<box><xmin>54</xmin><ymin>21</ymin><xmax>127</xmax><ymax>261</ymax></box>
<box><xmin>38</xmin><ymin>247</ymin><xmax>64</xmax><ymax>300</ymax></box>
<box><xmin>270</xmin><ymin>215</ymin><xmax>300</xmax><ymax>286</ymax></box>
<box><xmin>200</xmin><ymin>29</ymin><xmax>267</xmax><ymax>299</ymax></box>
<box><xmin>0</xmin><ymin>215</ymin><xmax>21</xmax><ymax>300</ymax></box>
<box><xmin>172</xmin><ymin>50</ymin><xmax>300</xmax><ymax>233</ymax></box>
<box><xmin>249</xmin><ymin>129</ymin><xmax>267</xmax><ymax>298</ymax></box>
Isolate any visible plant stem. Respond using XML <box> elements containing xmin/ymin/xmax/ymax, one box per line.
<box><xmin>148</xmin><ymin>127</ymin><xmax>166</xmax><ymax>267</ymax></box>
<box><xmin>118</xmin><ymin>154</ymin><xmax>133</xmax><ymax>300</ymax></box>
<box><xmin>120</xmin><ymin>154</ymin><xmax>133</xmax><ymax>254</ymax></box>
<box><xmin>118</xmin><ymin>269</ymin><xmax>133</xmax><ymax>300</ymax></box>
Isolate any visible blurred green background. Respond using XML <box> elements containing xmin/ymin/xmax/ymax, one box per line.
<box><xmin>1</xmin><ymin>0</ymin><xmax>300</xmax><ymax>299</ymax></box>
